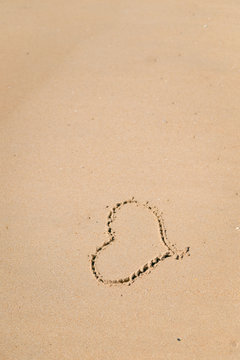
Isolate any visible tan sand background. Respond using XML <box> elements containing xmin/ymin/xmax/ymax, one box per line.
<box><xmin>1</xmin><ymin>1</ymin><xmax>240</xmax><ymax>359</ymax></box>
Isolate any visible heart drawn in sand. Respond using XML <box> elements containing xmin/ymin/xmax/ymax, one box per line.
<box><xmin>90</xmin><ymin>198</ymin><xmax>190</xmax><ymax>286</ymax></box>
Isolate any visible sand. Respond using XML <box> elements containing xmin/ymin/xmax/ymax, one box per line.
<box><xmin>1</xmin><ymin>1</ymin><xmax>240</xmax><ymax>359</ymax></box>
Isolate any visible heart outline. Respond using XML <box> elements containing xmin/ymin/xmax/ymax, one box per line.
<box><xmin>90</xmin><ymin>198</ymin><xmax>190</xmax><ymax>286</ymax></box>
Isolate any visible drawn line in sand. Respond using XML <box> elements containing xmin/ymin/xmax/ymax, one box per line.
<box><xmin>90</xmin><ymin>197</ymin><xmax>190</xmax><ymax>286</ymax></box>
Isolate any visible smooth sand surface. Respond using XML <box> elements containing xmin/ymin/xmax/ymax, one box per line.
<box><xmin>1</xmin><ymin>1</ymin><xmax>240</xmax><ymax>359</ymax></box>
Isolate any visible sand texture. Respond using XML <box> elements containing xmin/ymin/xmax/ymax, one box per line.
<box><xmin>1</xmin><ymin>1</ymin><xmax>240</xmax><ymax>359</ymax></box>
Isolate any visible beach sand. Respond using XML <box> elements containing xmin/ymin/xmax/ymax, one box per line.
<box><xmin>1</xmin><ymin>1</ymin><xmax>240</xmax><ymax>359</ymax></box>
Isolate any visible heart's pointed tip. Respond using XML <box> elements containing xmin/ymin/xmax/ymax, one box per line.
<box><xmin>174</xmin><ymin>246</ymin><xmax>191</xmax><ymax>260</ymax></box>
